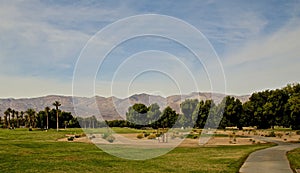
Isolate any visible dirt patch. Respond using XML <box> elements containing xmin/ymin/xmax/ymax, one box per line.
<box><xmin>57</xmin><ymin>132</ymin><xmax>267</xmax><ymax>147</ymax></box>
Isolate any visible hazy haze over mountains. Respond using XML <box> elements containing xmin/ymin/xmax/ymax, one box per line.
<box><xmin>0</xmin><ymin>93</ymin><xmax>249</xmax><ymax>120</ymax></box>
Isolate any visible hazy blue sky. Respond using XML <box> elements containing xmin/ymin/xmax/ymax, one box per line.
<box><xmin>1</xmin><ymin>0</ymin><xmax>300</xmax><ymax>98</ymax></box>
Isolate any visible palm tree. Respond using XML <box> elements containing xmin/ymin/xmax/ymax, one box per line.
<box><xmin>5</xmin><ymin>108</ymin><xmax>11</xmax><ymax>128</ymax></box>
<box><xmin>11</xmin><ymin>109</ymin><xmax>15</xmax><ymax>129</ymax></box>
<box><xmin>25</xmin><ymin>108</ymin><xmax>36</xmax><ymax>129</ymax></box>
<box><xmin>24</xmin><ymin>114</ymin><xmax>29</xmax><ymax>127</ymax></box>
<box><xmin>45</xmin><ymin>107</ymin><xmax>50</xmax><ymax>131</ymax></box>
<box><xmin>15</xmin><ymin>111</ymin><xmax>19</xmax><ymax>128</ymax></box>
<box><xmin>20</xmin><ymin>111</ymin><xmax>24</xmax><ymax>127</ymax></box>
<box><xmin>53</xmin><ymin>101</ymin><xmax>61</xmax><ymax>132</ymax></box>
<box><xmin>3</xmin><ymin>115</ymin><xmax>7</xmax><ymax>128</ymax></box>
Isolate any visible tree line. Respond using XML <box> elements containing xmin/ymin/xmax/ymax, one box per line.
<box><xmin>105</xmin><ymin>83</ymin><xmax>300</xmax><ymax>130</ymax></box>
<box><xmin>1</xmin><ymin>83</ymin><xmax>299</xmax><ymax>130</ymax></box>
<box><xmin>0</xmin><ymin>101</ymin><xmax>80</xmax><ymax>130</ymax></box>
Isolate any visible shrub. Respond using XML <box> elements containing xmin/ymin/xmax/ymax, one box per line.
<box><xmin>249</xmin><ymin>139</ymin><xmax>253</xmax><ymax>142</ymax></box>
<box><xmin>144</xmin><ymin>133</ymin><xmax>150</xmax><ymax>137</ymax></box>
<box><xmin>29</xmin><ymin>128</ymin><xmax>32</xmax><ymax>131</ymax></box>
<box><xmin>252</xmin><ymin>140</ymin><xmax>256</xmax><ymax>144</ymax></box>
<box><xmin>75</xmin><ymin>134</ymin><xmax>81</xmax><ymax>138</ymax></box>
<box><xmin>68</xmin><ymin>136</ymin><xmax>74</xmax><ymax>141</ymax></box>
<box><xmin>137</xmin><ymin>134</ymin><xmax>144</xmax><ymax>139</ymax></box>
<box><xmin>148</xmin><ymin>134</ymin><xmax>157</xmax><ymax>140</ymax></box>
<box><xmin>102</xmin><ymin>132</ymin><xmax>111</xmax><ymax>139</ymax></box>
<box><xmin>106</xmin><ymin>135</ymin><xmax>115</xmax><ymax>143</ymax></box>
<box><xmin>266</xmin><ymin>131</ymin><xmax>276</xmax><ymax>137</ymax></box>
<box><xmin>277</xmin><ymin>133</ymin><xmax>283</xmax><ymax>138</ymax></box>
<box><xmin>296</xmin><ymin>131</ymin><xmax>300</xmax><ymax>135</ymax></box>
<box><xmin>233</xmin><ymin>137</ymin><xmax>237</xmax><ymax>142</ymax></box>
<box><xmin>89</xmin><ymin>135</ymin><xmax>96</xmax><ymax>140</ymax></box>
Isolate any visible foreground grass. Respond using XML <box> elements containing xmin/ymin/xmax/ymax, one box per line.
<box><xmin>0</xmin><ymin>128</ymin><xmax>272</xmax><ymax>173</ymax></box>
<box><xmin>287</xmin><ymin>148</ymin><xmax>300</xmax><ymax>171</ymax></box>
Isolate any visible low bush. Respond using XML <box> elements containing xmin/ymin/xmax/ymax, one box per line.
<box><xmin>266</xmin><ymin>131</ymin><xmax>276</xmax><ymax>137</ymax></box>
<box><xmin>296</xmin><ymin>131</ymin><xmax>300</xmax><ymax>135</ymax></box>
<box><xmin>277</xmin><ymin>133</ymin><xmax>283</xmax><ymax>138</ymax></box>
<box><xmin>106</xmin><ymin>135</ymin><xmax>115</xmax><ymax>143</ymax></box>
<box><xmin>75</xmin><ymin>134</ymin><xmax>81</xmax><ymax>138</ymax></box>
<box><xmin>68</xmin><ymin>136</ymin><xmax>74</xmax><ymax>141</ymax></box>
<box><xmin>137</xmin><ymin>134</ymin><xmax>144</xmax><ymax>139</ymax></box>
<box><xmin>102</xmin><ymin>132</ymin><xmax>111</xmax><ymax>139</ymax></box>
<box><xmin>147</xmin><ymin>134</ymin><xmax>156</xmax><ymax>139</ymax></box>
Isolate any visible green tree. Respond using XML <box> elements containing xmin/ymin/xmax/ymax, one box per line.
<box><xmin>147</xmin><ymin>103</ymin><xmax>161</xmax><ymax>125</ymax></box>
<box><xmin>193</xmin><ymin>100</ymin><xmax>215</xmax><ymax>128</ymax></box>
<box><xmin>25</xmin><ymin>108</ymin><xmax>36</xmax><ymax>129</ymax></box>
<box><xmin>4</xmin><ymin>108</ymin><xmax>11</xmax><ymax>128</ymax></box>
<box><xmin>157</xmin><ymin>106</ymin><xmax>178</xmax><ymax>128</ymax></box>
<box><xmin>53</xmin><ymin>101</ymin><xmax>61</xmax><ymax>131</ymax></box>
<box><xmin>180</xmin><ymin>99</ymin><xmax>199</xmax><ymax>128</ymax></box>
<box><xmin>287</xmin><ymin>93</ymin><xmax>300</xmax><ymax>129</ymax></box>
<box><xmin>126</xmin><ymin>103</ymin><xmax>149</xmax><ymax>125</ymax></box>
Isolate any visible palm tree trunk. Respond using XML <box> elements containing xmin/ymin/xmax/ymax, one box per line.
<box><xmin>46</xmin><ymin>114</ymin><xmax>48</xmax><ymax>130</ymax></box>
<box><xmin>56</xmin><ymin>111</ymin><xmax>59</xmax><ymax>131</ymax></box>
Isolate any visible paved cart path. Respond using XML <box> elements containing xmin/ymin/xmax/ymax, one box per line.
<box><xmin>239</xmin><ymin>137</ymin><xmax>300</xmax><ymax>173</ymax></box>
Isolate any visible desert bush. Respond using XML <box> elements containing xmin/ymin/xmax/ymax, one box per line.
<box><xmin>75</xmin><ymin>134</ymin><xmax>81</xmax><ymax>138</ymax></box>
<box><xmin>102</xmin><ymin>131</ymin><xmax>111</xmax><ymax>139</ymax></box>
<box><xmin>249</xmin><ymin>139</ymin><xmax>253</xmax><ymax>142</ymax></box>
<box><xmin>106</xmin><ymin>135</ymin><xmax>115</xmax><ymax>143</ymax></box>
<box><xmin>277</xmin><ymin>133</ymin><xmax>283</xmax><ymax>138</ymax></box>
<box><xmin>137</xmin><ymin>134</ymin><xmax>144</xmax><ymax>139</ymax></box>
<box><xmin>148</xmin><ymin>134</ymin><xmax>156</xmax><ymax>140</ymax></box>
<box><xmin>144</xmin><ymin>133</ymin><xmax>150</xmax><ymax>137</ymax></box>
<box><xmin>68</xmin><ymin>136</ymin><xmax>74</xmax><ymax>141</ymax></box>
<box><xmin>266</xmin><ymin>131</ymin><xmax>276</xmax><ymax>137</ymax></box>
<box><xmin>233</xmin><ymin>137</ymin><xmax>237</xmax><ymax>143</ymax></box>
<box><xmin>296</xmin><ymin>131</ymin><xmax>300</xmax><ymax>135</ymax></box>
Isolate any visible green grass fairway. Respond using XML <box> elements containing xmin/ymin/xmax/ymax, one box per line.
<box><xmin>287</xmin><ymin>148</ymin><xmax>300</xmax><ymax>171</ymax></box>
<box><xmin>0</xmin><ymin>128</ymin><xmax>272</xmax><ymax>173</ymax></box>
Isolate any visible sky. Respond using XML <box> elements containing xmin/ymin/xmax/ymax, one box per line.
<box><xmin>0</xmin><ymin>0</ymin><xmax>300</xmax><ymax>98</ymax></box>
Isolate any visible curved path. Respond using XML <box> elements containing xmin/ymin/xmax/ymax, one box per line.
<box><xmin>239</xmin><ymin>137</ymin><xmax>300</xmax><ymax>173</ymax></box>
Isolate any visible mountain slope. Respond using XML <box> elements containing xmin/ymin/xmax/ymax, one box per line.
<box><xmin>0</xmin><ymin>93</ymin><xmax>249</xmax><ymax>120</ymax></box>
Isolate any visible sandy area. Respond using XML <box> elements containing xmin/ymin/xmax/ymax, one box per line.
<box><xmin>56</xmin><ymin>130</ymin><xmax>300</xmax><ymax>147</ymax></box>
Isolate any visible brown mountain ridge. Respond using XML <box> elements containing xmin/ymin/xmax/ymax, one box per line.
<box><xmin>0</xmin><ymin>93</ymin><xmax>249</xmax><ymax>120</ymax></box>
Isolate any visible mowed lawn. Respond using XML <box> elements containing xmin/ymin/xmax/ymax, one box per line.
<box><xmin>0</xmin><ymin>128</ymin><xmax>272</xmax><ymax>173</ymax></box>
<box><xmin>287</xmin><ymin>148</ymin><xmax>300</xmax><ymax>171</ymax></box>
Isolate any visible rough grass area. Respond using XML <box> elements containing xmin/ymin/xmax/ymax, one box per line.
<box><xmin>287</xmin><ymin>148</ymin><xmax>300</xmax><ymax>171</ymax></box>
<box><xmin>0</xmin><ymin>128</ymin><xmax>272</xmax><ymax>173</ymax></box>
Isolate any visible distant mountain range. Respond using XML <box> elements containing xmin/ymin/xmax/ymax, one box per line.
<box><xmin>0</xmin><ymin>93</ymin><xmax>250</xmax><ymax>120</ymax></box>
